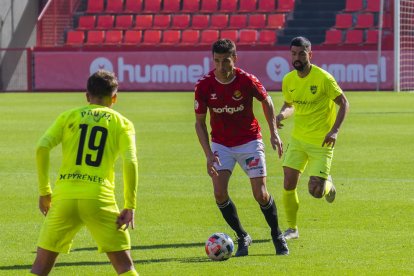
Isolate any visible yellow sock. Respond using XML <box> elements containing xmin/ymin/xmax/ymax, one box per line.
<box><xmin>119</xmin><ymin>269</ymin><xmax>139</xmax><ymax>276</ymax></box>
<box><xmin>283</xmin><ymin>188</ymin><xmax>299</xmax><ymax>229</ymax></box>
<box><xmin>323</xmin><ymin>178</ymin><xmax>333</xmax><ymax>196</ymax></box>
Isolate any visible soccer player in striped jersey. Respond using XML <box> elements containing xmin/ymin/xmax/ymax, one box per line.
<box><xmin>30</xmin><ymin>70</ymin><xmax>139</xmax><ymax>275</ymax></box>
<box><xmin>195</xmin><ymin>39</ymin><xmax>289</xmax><ymax>256</ymax></box>
<box><xmin>277</xmin><ymin>36</ymin><xmax>349</xmax><ymax>240</ymax></box>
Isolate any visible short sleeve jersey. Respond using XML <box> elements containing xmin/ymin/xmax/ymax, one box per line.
<box><xmin>282</xmin><ymin>65</ymin><xmax>343</xmax><ymax>145</ymax></box>
<box><xmin>37</xmin><ymin>104</ymin><xmax>137</xmax><ymax>205</ymax></box>
<box><xmin>194</xmin><ymin>68</ymin><xmax>268</xmax><ymax>147</ymax></box>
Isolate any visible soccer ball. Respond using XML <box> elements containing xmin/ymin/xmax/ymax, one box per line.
<box><xmin>205</xmin><ymin>233</ymin><xmax>234</xmax><ymax>261</ymax></box>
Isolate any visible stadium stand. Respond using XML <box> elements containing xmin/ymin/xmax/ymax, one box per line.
<box><xmin>86</xmin><ymin>30</ymin><xmax>105</xmax><ymax>44</ymax></box>
<box><xmin>115</xmin><ymin>15</ymin><xmax>133</xmax><ymax>29</ymax></box>
<box><xmin>239</xmin><ymin>0</ymin><xmax>258</xmax><ymax>12</ymax></box>
<box><xmin>334</xmin><ymin>13</ymin><xmax>353</xmax><ymax>29</ymax></box>
<box><xmin>124</xmin><ymin>30</ymin><xmax>142</xmax><ymax>44</ymax></box>
<box><xmin>105</xmin><ymin>30</ymin><xmax>123</xmax><ymax>44</ymax></box>
<box><xmin>124</xmin><ymin>0</ymin><xmax>143</xmax><ymax>13</ymax></box>
<box><xmin>105</xmin><ymin>0</ymin><xmax>124</xmax><ymax>13</ymax></box>
<box><xmin>344</xmin><ymin>29</ymin><xmax>364</xmax><ymax>45</ymax></box>
<box><xmin>77</xmin><ymin>15</ymin><xmax>96</xmax><ymax>30</ymax></box>
<box><xmin>66</xmin><ymin>30</ymin><xmax>85</xmax><ymax>46</ymax></box>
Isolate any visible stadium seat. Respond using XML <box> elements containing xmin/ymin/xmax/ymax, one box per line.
<box><xmin>182</xmin><ymin>0</ymin><xmax>200</xmax><ymax>12</ymax></box>
<box><xmin>220</xmin><ymin>0</ymin><xmax>238</xmax><ymax>12</ymax></box>
<box><xmin>171</xmin><ymin>14</ymin><xmax>190</xmax><ymax>29</ymax></box>
<box><xmin>86</xmin><ymin>0</ymin><xmax>104</xmax><ymax>13</ymax></box>
<box><xmin>334</xmin><ymin>13</ymin><xmax>353</xmax><ymax>29</ymax></box>
<box><xmin>344</xmin><ymin>0</ymin><xmax>364</xmax><ymax>12</ymax></box>
<box><xmin>200</xmin><ymin>0</ymin><xmax>218</xmax><ymax>12</ymax></box>
<box><xmin>200</xmin><ymin>30</ymin><xmax>219</xmax><ymax>44</ymax></box>
<box><xmin>382</xmin><ymin>13</ymin><xmax>392</xmax><ymax>29</ymax></box>
<box><xmin>153</xmin><ymin>14</ymin><xmax>171</xmax><ymax>29</ymax></box>
<box><xmin>115</xmin><ymin>15</ymin><xmax>133</xmax><ymax>29</ymax></box>
<box><xmin>210</xmin><ymin>14</ymin><xmax>228</xmax><ymax>29</ymax></box>
<box><xmin>220</xmin><ymin>30</ymin><xmax>238</xmax><ymax>42</ymax></box>
<box><xmin>144</xmin><ymin>0</ymin><xmax>161</xmax><ymax>13</ymax></box>
<box><xmin>162</xmin><ymin>0</ymin><xmax>181</xmax><ymax>12</ymax></box>
<box><xmin>191</xmin><ymin>14</ymin><xmax>210</xmax><ymax>29</ymax></box>
<box><xmin>239</xmin><ymin>0</ymin><xmax>258</xmax><ymax>12</ymax></box>
<box><xmin>124</xmin><ymin>0</ymin><xmax>142</xmax><ymax>12</ymax></box>
<box><xmin>248</xmin><ymin>14</ymin><xmax>266</xmax><ymax>28</ymax></box>
<box><xmin>355</xmin><ymin>13</ymin><xmax>374</xmax><ymax>29</ymax></box>
<box><xmin>124</xmin><ymin>30</ymin><xmax>142</xmax><ymax>44</ymax></box>
<box><xmin>344</xmin><ymin>29</ymin><xmax>363</xmax><ymax>45</ymax></box>
<box><xmin>267</xmin><ymin>14</ymin><xmax>286</xmax><ymax>29</ymax></box>
<box><xmin>86</xmin><ymin>30</ymin><xmax>105</xmax><ymax>45</ymax></box>
<box><xmin>96</xmin><ymin>15</ymin><xmax>114</xmax><ymax>30</ymax></box>
<box><xmin>105</xmin><ymin>0</ymin><xmax>124</xmax><ymax>13</ymax></box>
<box><xmin>229</xmin><ymin>15</ymin><xmax>248</xmax><ymax>29</ymax></box>
<box><xmin>277</xmin><ymin>0</ymin><xmax>295</xmax><ymax>12</ymax></box>
<box><xmin>134</xmin><ymin>15</ymin><xmax>153</xmax><ymax>29</ymax></box>
<box><xmin>162</xmin><ymin>30</ymin><xmax>181</xmax><ymax>45</ymax></box>
<box><xmin>365</xmin><ymin>0</ymin><xmax>380</xmax><ymax>12</ymax></box>
<box><xmin>239</xmin><ymin>29</ymin><xmax>258</xmax><ymax>45</ymax></box>
<box><xmin>181</xmin><ymin>30</ymin><xmax>200</xmax><ymax>45</ymax></box>
<box><xmin>258</xmin><ymin>30</ymin><xmax>277</xmax><ymax>45</ymax></box>
<box><xmin>257</xmin><ymin>0</ymin><xmax>275</xmax><ymax>11</ymax></box>
<box><xmin>78</xmin><ymin>16</ymin><xmax>96</xmax><ymax>30</ymax></box>
<box><xmin>365</xmin><ymin>29</ymin><xmax>378</xmax><ymax>44</ymax></box>
<box><xmin>323</xmin><ymin>29</ymin><xmax>343</xmax><ymax>45</ymax></box>
<box><xmin>66</xmin><ymin>30</ymin><xmax>85</xmax><ymax>46</ymax></box>
<box><xmin>142</xmin><ymin>30</ymin><xmax>161</xmax><ymax>44</ymax></box>
<box><xmin>105</xmin><ymin>30</ymin><xmax>123</xmax><ymax>44</ymax></box>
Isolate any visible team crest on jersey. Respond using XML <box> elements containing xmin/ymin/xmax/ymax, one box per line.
<box><xmin>310</xmin><ymin>85</ymin><xmax>318</xmax><ymax>94</ymax></box>
<box><xmin>210</xmin><ymin>93</ymin><xmax>217</xmax><ymax>100</ymax></box>
<box><xmin>232</xmin><ymin>90</ymin><xmax>243</xmax><ymax>101</ymax></box>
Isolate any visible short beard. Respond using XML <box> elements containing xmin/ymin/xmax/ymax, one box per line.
<box><xmin>293</xmin><ymin>61</ymin><xmax>308</xmax><ymax>72</ymax></box>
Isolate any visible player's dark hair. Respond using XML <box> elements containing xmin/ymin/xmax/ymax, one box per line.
<box><xmin>290</xmin><ymin>36</ymin><xmax>311</xmax><ymax>51</ymax></box>
<box><xmin>212</xmin><ymin>39</ymin><xmax>237</xmax><ymax>56</ymax></box>
<box><xmin>87</xmin><ymin>70</ymin><xmax>118</xmax><ymax>98</ymax></box>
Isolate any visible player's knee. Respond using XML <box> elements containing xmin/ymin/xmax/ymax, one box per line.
<box><xmin>253</xmin><ymin>191</ymin><xmax>269</xmax><ymax>205</ymax></box>
<box><xmin>308</xmin><ymin>177</ymin><xmax>324</xmax><ymax>198</ymax></box>
<box><xmin>214</xmin><ymin>191</ymin><xmax>229</xmax><ymax>204</ymax></box>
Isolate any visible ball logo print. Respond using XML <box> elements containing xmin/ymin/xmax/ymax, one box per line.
<box><xmin>90</xmin><ymin>57</ymin><xmax>114</xmax><ymax>75</ymax></box>
<box><xmin>266</xmin><ymin>57</ymin><xmax>290</xmax><ymax>82</ymax></box>
<box><xmin>205</xmin><ymin>233</ymin><xmax>234</xmax><ymax>261</ymax></box>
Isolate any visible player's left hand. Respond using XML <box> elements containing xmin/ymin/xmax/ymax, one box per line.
<box><xmin>117</xmin><ymin>209</ymin><xmax>135</xmax><ymax>230</ymax></box>
<box><xmin>39</xmin><ymin>194</ymin><xmax>51</xmax><ymax>216</ymax></box>
<box><xmin>322</xmin><ymin>131</ymin><xmax>338</xmax><ymax>147</ymax></box>
<box><xmin>270</xmin><ymin>133</ymin><xmax>283</xmax><ymax>158</ymax></box>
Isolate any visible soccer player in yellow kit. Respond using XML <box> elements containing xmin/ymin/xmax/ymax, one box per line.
<box><xmin>277</xmin><ymin>37</ymin><xmax>349</xmax><ymax>240</ymax></box>
<box><xmin>30</xmin><ymin>70</ymin><xmax>139</xmax><ymax>275</ymax></box>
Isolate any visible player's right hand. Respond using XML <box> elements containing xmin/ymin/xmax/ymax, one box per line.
<box><xmin>207</xmin><ymin>152</ymin><xmax>221</xmax><ymax>177</ymax></box>
<box><xmin>39</xmin><ymin>194</ymin><xmax>51</xmax><ymax>216</ymax></box>
<box><xmin>276</xmin><ymin>114</ymin><xmax>284</xmax><ymax>129</ymax></box>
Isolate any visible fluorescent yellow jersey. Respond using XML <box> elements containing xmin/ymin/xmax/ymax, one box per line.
<box><xmin>282</xmin><ymin>65</ymin><xmax>343</xmax><ymax>145</ymax></box>
<box><xmin>37</xmin><ymin>104</ymin><xmax>138</xmax><ymax>209</ymax></box>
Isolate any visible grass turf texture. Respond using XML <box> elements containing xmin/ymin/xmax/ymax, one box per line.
<box><xmin>0</xmin><ymin>92</ymin><xmax>413</xmax><ymax>275</ymax></box>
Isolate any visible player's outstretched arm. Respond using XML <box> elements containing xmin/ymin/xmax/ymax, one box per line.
<box><xmin>262</xmin><ymin>96</ymin><xmax>283</xmax><ymax>158</ymax></box>
<box><xmin>322</xmin><ymin>94</ymin><xmax>350</xmax><ymax>147</ymax></box>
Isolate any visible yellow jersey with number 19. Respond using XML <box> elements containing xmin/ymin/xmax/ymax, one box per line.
<box><xmin>37</xmin><ymin>104</ymin><xmax>138</xmax><ymax>209</ymax></box>
<box><xmin>282</xmin><ymin>65</ymin><xmax>343</xmax><ymax>145</ymax></box>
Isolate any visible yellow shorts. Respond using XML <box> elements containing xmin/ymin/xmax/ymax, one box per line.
<box><xmin>282</xmin><ymin>137</ymin><xmax>334</xmax><ymax>179</ymax></box>
<box><xmin>37</xmin><ymin>199</ymin><xmax>131</xmax><ymax>253</ymax></box>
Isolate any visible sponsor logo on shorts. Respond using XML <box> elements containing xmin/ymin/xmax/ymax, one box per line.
<box><xmin>245</xmin><ymin>157</ymin><xmax>263</xmax><ymax>172</ymax></box>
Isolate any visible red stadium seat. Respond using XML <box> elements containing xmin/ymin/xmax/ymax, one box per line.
<box><xmin>86</xmin><ymin>30</ymin><xmax>105</xmax><ymax>45</ymax></box>
<box><xmin>365</xmin><ymin>30</ymin><xmax>378</xmax><ymax>44</ymax></box>
<box><xmin>86</xmin><ymin>0</ymin><xmax>104</xmax><ymax>13</ymax></box>
<box><xmin>96</xmin><ymin>15</ymin><xmax>114</xmax><ymax>29</ymax></box>
<box><xmin>210</xmin><ymin>14</ymin><xmax>228</xmax><ymax>29</ymax></box>
<box><xmin>182</xmin><ymin>0</ymin><xmax>200</xmax><ymax>12</ymax></box>
<box><xmin>239</xmin><ymin>0</ymin><xmax>258</xmax><ymax>12</ymax></box>
<box><xmin>144</xmin><ymin>0</ymin><xmax>161</xmax><ymax>13</ymax></box>
<box><xmin>134</xmin><ymin>15</ymin><xmax>153</xmax><ymax>29</ymax></box>
<box><xmin>124</xmin><ymin>30</ymin><xmax>142</xmax><ymax>44</ymax></box>
<box><xmin>200</xmin><ymin>0</ymin><xmax>218</xmax><ymax>12</ymax></box>
<box><xmin>153</xmin><ymin>15</ymin><xmax>171</xmax><ymax>29</ymax></box>
<box><xmin>162</xmin><ymin>0</ymin><xmax>181</xmax><ymax>12</ymax></box>
<box><xmin>192</xmin><ymin>14</ymin><xmax>210</xmax><ymax>29</ymax></box>
<box><xmin>106</xmin><ymin>0</ymin><xmax>124</xmax><ymax>13</ymax></box>
<box><xmin>229</xmin><ymin>15</ymin><xmax>247</xmax><ymax>29</ymax></box>
<box><xmin>142</xmin><ymin>30</ymin><xmax>161</xmax><ymax>44</ymax></box>
<box><xmin>257</xmin><ymin>0</ymin><xmax>275</xmax><ymax>11</ymax></box>
<box><xmin>78</xmin><ymin>16</ymin><xmax>96</xmax><ymax>30</ymax></box>
<box><xmin>105</xmin><ymin>30</ymin><xmax>123</xmax><ymax>44</ymax></box>
<box><xmin>220</xmin><ymin>0</ymin><xmax>238</xmax><ymax>12</ymax></box>
<box><xmin>115</xmin><ymin>15</ymin><xmax>133</xmax><ymax>29</ymax></box>
<box><xmin>267</xmin><ymin>14</ymin><xmax>286</xmax><ymax>29</ymax></box>
<box><xmin>258</xmin><ymin>30</ymin><xmax>276</xmax><ymax>45</ymax></box>
<box><xmin>323</xmin><ymin>29</ymin><xmax>343</xmax><ymax>45</ymax></box>
<box><xmin>344</xmin><ymin>0</ymin><xmax>364</xmax><ymax>12</ymax></box>
<box><xmin>239</xmin><ymin>30</ymin><xmax>258</xmax><ymax>45</ymax></box>
<box><xmin>354</xmin><ymin>13</ymin><xmax>374</xmax><ymax>29</ymax></box>
<box><xmin>162</xmin><ymin>30</ymin><xmax>181</xmax><ymax>45</ymax></box>
<box><xmin>171</xmin><ymin>14</ymin><xmax>190</xmax><ymax>29</ymax></box>
<box><xmin>382</xmin><ymin>13</ymin><xmax>392</xmax><ymax>29</ymax></box>
<box><xmin>277</xmin><ymin>0</ymin><xmax>295</xmax><ymax>12</ymax></box>
<box><xmin>344</xmin><ymin>29</ymin><xmax>363</xmax><ymax>45</ymax></box>
<box><xmin>365</xmin><ymin>0</ymin><xmax>380</xmax><ymax>12</ymax></box>
<box><xmin>248</xmin><ymin>14</ymin><xmax>266</xmax><ymax>28</ymax></box>
<box><xmin>200</xmin><ymin>30</ymin><xmax>219</xmax><ymax>44</ymax></box>
<box><xmin>181</xmin><ymin>30</ymin><xmax>200</xmax><ymax>45</ymax></box>
<box><xmin>334</xmin><ymin>13</ymin><xmax>353</xmax><ymax>29</ymax></box>
<box><xmin>220</xmin><ymin>30</ymin><xmax>238</xmax><ymax>42</ymax></box>
<box><xmin>66</xmin><ymin>30</ymin><xmax>85</xmax><ymax>45</ymax></box>
<box><xmin>125</xmin><ymin>0</ymin><xmax>142</xmax><ymax>12</ymax></box>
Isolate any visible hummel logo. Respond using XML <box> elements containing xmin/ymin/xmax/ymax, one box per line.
<box><xmin>210</xmin><ymin>93</ymin><xmax>217</xmax><ymax>100</ymax></box>
<box><xmin>289</xmin><ymin>89</ymin><xmax>295</xmax><ymax>93</ymax></box>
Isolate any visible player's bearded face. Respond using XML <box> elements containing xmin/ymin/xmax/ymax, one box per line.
<box><xmin>293</xmin><ymin>60</ymin><xmax>308</xmax><ymax>71</ymax></box>
<box><xmin>291</xmin><ymin>46</ymin><xmax>311</xmax><ymax>72</ymax></box>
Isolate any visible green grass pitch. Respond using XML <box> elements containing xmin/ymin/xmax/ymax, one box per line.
<box><xmin>0</xmin><ymin>91</ymin><xmax>413</xmax><ymax>275</ymax></box>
